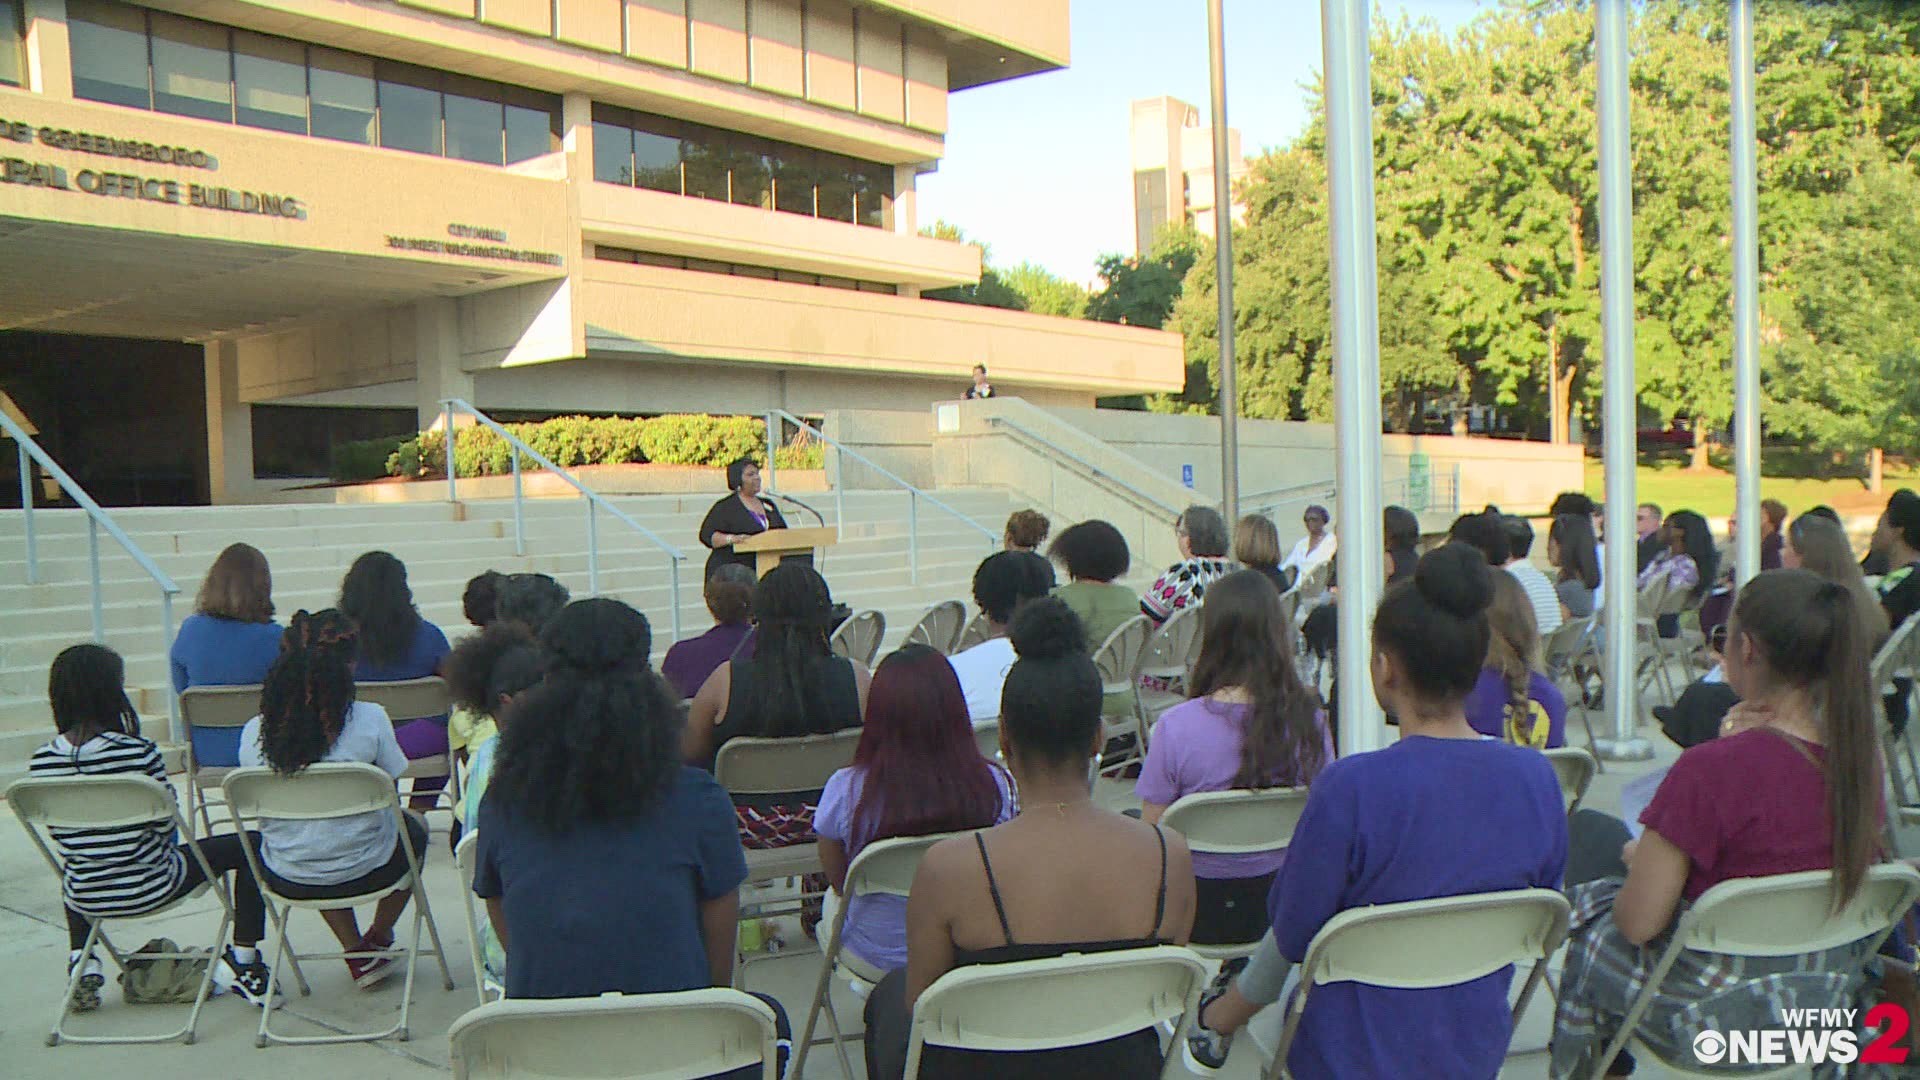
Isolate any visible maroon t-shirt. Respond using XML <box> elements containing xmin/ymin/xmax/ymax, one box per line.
<box><xmin>1640</xmin><ymin>728</ymin><xmax>1847</xmax><ymax>901</ymax></box>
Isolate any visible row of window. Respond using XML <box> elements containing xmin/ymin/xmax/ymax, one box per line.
<box><xmin>592</xmin><ymin>105</ymin><xmax>894</xmax><ymax>230</ymax></box>
<box><xmin>65</xmin><ymin>0</ymin><xmax>558</xmax><ymax>166</ymax></box>
<box><xmin>594</xmin><ymin>246</ymin><xmax>898</xmax><ymax>294</ymax></box>
<box><xmin>0</xmin><ymin>0</ymin><xmax>22</xmax><ymax>89</ymax></box>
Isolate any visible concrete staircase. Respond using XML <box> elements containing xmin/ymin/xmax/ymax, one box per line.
<box><xmin>0</xmin><ymin>488</ymin><xmax>1011</xmax><ymax>777</ymax></box>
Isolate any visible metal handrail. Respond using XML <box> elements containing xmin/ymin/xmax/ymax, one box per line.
<box><xmin>763</xmin><ymin>409</ymin><xmax>995</xmax><ymax>584</ymax></box>
<box><xmin>1242</xmin><ymin>478</ymin><xmax>1337</xmax><ymax>508</ymax></box>
<box><xmin>3</xmin><ymin>412</ymin><xmax>183</xmax><ymax>741</ymax></box>
<box><xmin>439</xmin><ymin>399</ymin><xmax>685</xmax><ymax>642</ymax></box>
<box><xmin>983</xmin><ymin>415</ymin><xmax>1189</xmax><ymax>518</ymax></box>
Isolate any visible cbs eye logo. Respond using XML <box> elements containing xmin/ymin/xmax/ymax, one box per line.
<box><xmin>1693</xmin><ymin>1030</ymin><xmax>1730</xmax><ymax>1064</ymax></box>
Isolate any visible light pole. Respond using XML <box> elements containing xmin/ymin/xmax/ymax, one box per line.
<box><xmin>1730</xmin><ymin>0</ymin><xmax>1762</xmax><ymax>586</ymax></box>
<box><xmin>1207</xmin><ymin>0</ymin><xmax>1240</xmax><ymax>523</ymax></box>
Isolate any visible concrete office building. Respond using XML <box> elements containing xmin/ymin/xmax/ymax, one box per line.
<box><xmin>0</xmin><ymin>1</ymin><xmax>1183</xmax><ymax>504</ymax></box>
<box><xmin>1129</xmin><ymin>93</ymin><xmax>1246</xmax><ymax>254</ymax></box>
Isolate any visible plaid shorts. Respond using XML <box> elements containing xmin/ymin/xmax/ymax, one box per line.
<box><xmin>735</xmin><ymin>802</ymin><xmax>816</xmax><ymax>851</ymax></box>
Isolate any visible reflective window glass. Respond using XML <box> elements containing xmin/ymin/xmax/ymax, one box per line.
<box><xmin>592</xmin><ymin>120</ymin><xmax>633</xmax><ymax>184</ymax></box>
<box><xmin>233</xmin><ymin>31</ymin><xmax>306</xmax><ymax>134</ymax></box>
<box><xmin>443</xmin><ymin>86</ymin><xmax>503</xmax><ymax>165</ymax></box>
<box><xmin>68</xmin><ymin>0</ymin><xmax>152</xmax><ymax>109</ymax></box>
<box><xmin>729</xmin><ymin>138</ymin><xmax>773</xmax><ymax>210</ymax></box>
<box><xmin>504</xmin><ymin>103</ymin><xmax>553</xmax><ymax>163</ymax></box>
<box><xmin>309</xmin><ymin>48</ymin><xmax>375</xmax><ymax>145</ymax></box>
<box><xmin>681</xmin><ymin>127</ymin><xmax>729</xmax><ymax>202</ymax></box>
<box><xmin>632</xmin><ymin>126</ymin><xmax>681</xmax><ymax>193</ymax></box>
<box><xmin>771</xmin><ymin>149</ymin><xmax>816</xmax><ymax>216</ymax></box>
<box><xmin>0</xmin><ymin>0</ymin><xmax>26</xmax><ymax>88</ymax></box>
<box><xmin>378</xmin><ymin>68</ymin><xmax>441</xmax><ymax>155</ymax></box>
<box><xmin>853</xmin><ymin>163</ymin><xmax>893</xmax><ymax>229</ymax></box>
<box><xmin>150</xmin><ymin>13</ymin><xmax>231</xmax><ymax>122</ymax></box>
<box><xmin>815</xmin><ymin>157</ymin><xmax>855</xmax><ymax>224</ymax></box>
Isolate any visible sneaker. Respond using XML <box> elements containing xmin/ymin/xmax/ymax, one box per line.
<box><xmin>67</xmin><ymin>955</ymin><xmax>104</xmax><ymax>1013</ymax></box>
<box><xmin>216</xmin><ymin>948</ymin><xmax>282</xmax><ymax>1009</ymax></box>
<box><xmin>1182</xmin><ymin>977</ymin><xmax>1235</xmax><ymax>1074</ymax></box>
<box><xmin>348</xmin><ymin>930</ymin><xmax>396</xmax><ymax>990</ymax></box>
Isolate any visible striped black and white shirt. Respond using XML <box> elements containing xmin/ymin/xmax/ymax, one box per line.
<box><xmin>28</xmin><ymin>732</ymin><xmax>186</xmax><ymax>917</ymax></box>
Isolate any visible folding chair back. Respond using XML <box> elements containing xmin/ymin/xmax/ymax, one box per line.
<box><xmin>453</xmin><ymin>832</ymin><xmax>500</xmax><ymax>1006</ymax></box>
<box><xmin>1595</xmin><ymin>864</ymin><xmax>1920</xmax><ymax>1079</ymax></box>
<box><xmin>1871</xmin><ymin>616</ymin><xmax>1920</xmax><ymax>692</ymax></box>
<box><xmin>972</xmin><ymin>719</ymin><xmax>1002</xmax><ymax>761</ymax></box>
<box><xmin>9</xmin><ymin>773</ymin><xmax>181</xmax><ymax>831</ymax></box>
<box><xmin>830</xmin><ymin>610</ymin><xmax>886</xmax><ymax>667</ymax></box>
<box><xmin>179</xmin><ymin>683</ymin><xmax>264</xmax><ymax>832</ymax></box>
<box><xmin>356</xmin><ymin>676</ymin><xmax>453</xmax><ymax>723</ymax></box>
<box><xmin>955</xmin><ymin>611</ymin><xmax>991</xmax><ymax>653</ymax></box>
<box><xmin>1138</xmin><ymin>605</ymin><xmax>1204</xmax><ymax>684</ymax></box>
<box><xmin>223</xmin><ymin>760</ymin><xmax>402</xmax><ymax>821</ymax></box>
<box><xmin>714</xmin><ymin>728</ymin><xmax>862</xmax><ymax>800</ymax></box>
<box><xmin>1635</xmin><ymin>577</ymin><xmax>1670</xmax><ymax>619</ymax></box>
<box><xmin>1542</xmin><ymin>748</ymin><xmax>1599</xmax><ymax>814</ymax></box>
<box><xmin>905</xmin><ymin>945</ymin><xmax>1207</xmax><ymax>1078</ymax></box>
<box><xmin>1542</xmin><ymin>616</ymin><xmax>1595</xmax><ymax>672</ymax></box>
<box><xmin>1274</xmin><ymin>889</ymin><xmax>1570</xmax><ymax>1078</ymax></box>
<box><xmin>1160</xmin><ymin>787</ymin><xmax>1310</xmax><ymax>858</ymax></box>
<box><xmin>1297</xmin><ymin>560</ymin><xmax>1332</xmax><ymax>598</ymax></box>
<box><xmin>1656</xmin><ymin>582</ymin><xmax>1695</xmax><ymax>618</ymax></box>
<box><xmin>1091</xmin><ymin>615</ymin><xmax>1153</xmax><ymax>772</ymax></box>
<box><xmin>449</xmin><ymin>989</ymin><xmax>781</xmax><ymax>1080</ymax></box>
<box><xmin>905</xmin><ymin>600</ymin><xmax>968</xmax><ymax>655</ymax></box>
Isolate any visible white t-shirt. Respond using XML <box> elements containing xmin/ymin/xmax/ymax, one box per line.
<box><xmin>947</xmin><ymin>637</ymin><xmax>1017</xmax><ymax>722</ymax></box>
<box><xmin>1282</xmin><ymin>534</ymin><xmax>1338</xmax><ymax>581</ymax></box>
<box><xmin>238</xmin><ymin>701</ymin><xmax>407</xmax><ymax>885</ymax></box>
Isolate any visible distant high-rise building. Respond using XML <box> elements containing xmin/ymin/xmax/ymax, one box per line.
<box><xmin>1129</xmin><ymin>95</ymin><xmax>1249</xmax><ymax>254</ymax></box>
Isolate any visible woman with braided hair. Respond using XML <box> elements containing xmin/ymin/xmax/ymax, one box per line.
<box><xmin>237</xmin><ymin>609</ymin><xmax>426</xmax><ymax>990</ymax></box>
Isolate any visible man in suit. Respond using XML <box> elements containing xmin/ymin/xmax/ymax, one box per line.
<box><xmin>1635</xmin><ymin>502</ymin><xmax>1665</xmax><ymax>574</ymax></box>
<box><xmin>964</xmin><ymin>364</ymin><xmax>995</xmax><ymax>399</ymax></box>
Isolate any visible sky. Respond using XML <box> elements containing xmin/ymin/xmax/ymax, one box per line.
<box><xmin>917</xmin><ymin>0</ymin><xmax>1488</xmax><ymax>284</ymax></box>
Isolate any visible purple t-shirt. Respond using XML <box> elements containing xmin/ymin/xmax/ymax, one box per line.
<box><xmin>1461</xmin><ymin>668</ymin><xmax>1567</xmax><ymax>749</ymax></box>
<box><xmin>1268</xmin><ymin>736</ymin><xmax>1567</xmax><ymax>1078</ymax></box>
<box><xmin>660</xmin><ymin>622</ymin><xmax>752</xmax><ymax>699</ymax></box>
<box><xmin>813</xmin><ymin>762</ymin><xmax>1016</xmax><ymax>972</ymax></box>
<box><xmin>1134</xmin><ymin>698</ymin><xmax>1332</xmax><ymax>879</ymax></box>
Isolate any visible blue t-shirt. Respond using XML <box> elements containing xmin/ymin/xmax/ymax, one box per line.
<box><xmin>354</xmin><ymin>618</ymin><xmax>451</xmax><ymax>724</ymax></box>
<box><xmin>472</xmin><ymin>766</ymin><xmax>748</xmax><ymax>1000</ymax></box>
<box><xmin>1462</xmin><ymin>668</ymin><xmax>1568</xmax><ymax>749</ymax></box>
<box><xmin>1268</xmin><ymin>736</ymin><xmax>1568</xmax><ymax>1079</ymax></box>
<box><xmin>170</xmin><ymin>614</ymin><xmax>285</xmax><ymax>767</ymax></box>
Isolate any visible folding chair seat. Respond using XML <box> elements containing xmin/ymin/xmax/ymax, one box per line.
<box><xmin>453</xmin><ymin>832</ymin><xmax>503</xmax><ymax>1006</ymax></box>
<box><xmin>1160</xmin><ymin>788</ymin><xmax>1310</xmax><ymax>961</ymax></box>
<box><xmin>829</xmin><ymin>610</ymin><xmax>886</xmax><ymax>667</ymax></box>
<box><xmin>1542</xmin><ymin>748</ymin><xmax>1600</xmax><ymax>815</ymax></box>
<box><xmin>356</xmin><ymin>676</ymin><xmax>457</xmax><ymax>816</ymax></box>
<box><xmin>179</xmin><ymin>683</ymin><xmax>265</xmax><ymax>836</ymax></box>
<box><xmin>904</xmin><ymin>945</ymin><xmax>1208</xmax><ymax>1079</ymax></box>
<box><xmin>1588</xmin><ymin>864</ymin><xmax>1920</xmax><ymax>1079</ymax></box>
<box><xmin>1264</xmin><ymin>888</ymin><xmax>1570</xmax><ymax>1079</ymax></box>
<box><xmin>8</xmin><ymin>773</ymin><xmax>240</xmax><ymax>1046</ymax></box>
<box><xmin>793</xmin><ymin>831</ymin><xmax>969</xmax><ymax>1079</ymax></box>
<box><xmin>223</xmin><ymin>762</ymin><xmax>456</xmax><ymax>1046</ymax></box>
<box><xmin>449</xmin><ymin>988</ymin><xmax>782</xmax><ymax>1079</ymax></box>
<box><xmin>904</xmin><ymin>600</ymin><xmax>968</xmax><ymax>655</ymax></box>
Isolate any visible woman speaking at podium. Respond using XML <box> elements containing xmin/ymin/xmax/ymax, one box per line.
<box><xmin>700</xmin><ymin>457</ymin><xmax>788</xmax><ymax>579</ymax></box>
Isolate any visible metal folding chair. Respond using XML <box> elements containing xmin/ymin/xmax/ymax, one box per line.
<box><xmin>356</xmin><ymin>676</ymin><xmax>457</xmax><ymax>817</ymax></box>
<box><xmin>178</xmin><ymin>682</ymin><xmax>264</xmax><ymax>835</ymax></box>
<box><xmin>904</xmin><ymin>600</ymin><xmax>969</xmax><ymax>655</ymax></box>
<box><xmin>1091</xmin><ymin>615</ymin><xmax>1153</xmax><ymax>776</ymax></box>
<box><xmin>829</xmin><ymin>610</ymin><xmax>886</xmax><ymax>667</ymax></box>
<box><xmin>1161</xmin><ymin>788</ymin><xmax>1310</xmax><ymax>961</ymax></box>
<box><xmin>449</xmin><ymin>989</ymin><xmax>781</xmax><ymax>1079</ymax></box>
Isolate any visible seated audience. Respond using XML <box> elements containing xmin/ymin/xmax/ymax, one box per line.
<box><xmin>662</xmin><ymin>565</ymin><xmax>756</xmax><ymax>698</ymax></box>
<box><xmin>1549</xmin><ymin>569</ymin><xmax>1881</xmax><ymax>1077</ymax></box>
<box><xmin>1464</xmin><ymin>573</ymin><xmax>1567</xmax><ymax>748</ymax></box>
<box><xmin>1449</xmin><ymin>509</ymin><xmax>1512</xmax><ymax>568</ymax></box>
<box><xmin>1638</xmin><ymin>511</ymin><xmax>1716</xmax><ymax>636</ymax></box>
<box><xmin>864</xmin><ymin>599</ymin><xmax>1195</xmax><ymax>1079</ymax></box>
<box><xmin>35</xmin><ymin>643</ymin><xmax>276</xmax><ymax>1010</ymax></box>
<box><xmin>1875</xmin><ymin>488</ymin><xmax>1920</xmax><ymax>632</ymax></box>
<box><xmin>339</xmin><ymin>551</ymin><xmax>452</xmax><ymax>805</ymax></box>
<box><xmin>447</xmin><ymin>620</ymin><xmax>543</xmax><ymax>853</ymax></box>
<box><xmin>1185</xmin><ymin>545</ymin><xmax>1567</xmax><ymax>1076</ymax></box>
<box><xmin>1003</xmin><ymin>509</ymin><xmax>1051</xmax><ymax>553</ymax></box>
<box><xmin>948</xmin><ymin>552</ymin><xmax>1055</xmax><ymax>721</ymax></box>
<box><xmin>473</xmin><ymin>599</ymin><xmax>787</xmax><ymax>1079</ymax></box>
<box><xmin>171</xmin><ymin>542</ymin><xmax>284</xmax><ymax>767</ymax></box>
<box><xmin>1760</xmin><ymin>497</ymin><xmax>1788</xmax><ymax>571</ymax></box>
<box><xmin>1049</xmin><ymin>519</ymin><xmax>1139</xmax><ymax>648</ymax></box>
<box><xmin>815</xmin><ymin>646</ymin><xmax>1016</xmax><ymax>973</ymax></box>
<box><xmin>238</xmin><ymin>610</ymin><xmax>425</xmax><ymax>989</ymax></box>
<box><xmin>1634</xmin><ymin>503</ymin><xmax>1664</xmax><ymax>575</ymax></box>
<box><xmin>1385</xmin><ymin>504</ymin><xmax>1421</xmax><ymax>584</ymax></box>
<box><xmin>685</xmin><ymin>563</ymin><xmax>870</xmax><ymax>849</ymax></box>
<box><xmin>445</xmin><ymin>571</ymin><xmax>503</xmax><ymax>770</ymax></box>
<box><xmin>1863</xmin><ymin>490</ymin><xmax>1911</xmax><ymax>576</ymax></box>
<box><xmin>1137</xmin><ymin>570</ymin><xmax>1331</xmax><ymax>947</ymax></box>
<box><xmin>449</xmin><ymin>572</ymin><xmax>566</xmax><ymax>765</ymax></box>
<box><xmin>1234</xmin><ymin>514</ymin><xmax>1291</xmax><ymax>595</ymax></box>
<box><xmin>1549</xmin><ymin>513</ymin><xmax>1602</xmax><ymax>620</ymax></box>
<box><xmin>1142</xmin><ymin>506</ymin><xmax>1234</xmax><ymax>625</ymax></box>
<box><xmin>1280</xmin><ymin>504</ymin><xmax>1337</xmax><ymax>586</ymax></box>
<box><xmin>1502</xmin><ymin>516</ymin><xmax>1564</xmax><ymax>637</ymax></box>
<box><xmin>462</xmin><ymin>570</ymin><xmax>503</xmax><ymax>630</ymax></box>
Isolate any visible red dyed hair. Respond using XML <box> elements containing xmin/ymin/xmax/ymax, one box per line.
<box><xmin>849</xmin><ymin>644</ymin><xmax>1004</xmax><ymax>846</ymax></box>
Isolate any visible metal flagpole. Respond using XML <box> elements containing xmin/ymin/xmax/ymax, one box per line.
<box><xmin>1208</xmin><ymin>0</ymin><xmax>1240</xmax><ymax>524</ymax></box>
<box><xmin>1322</xmin><ymin>0</ymin><xmax>1386</xmax><ymax>756</ymax></box>
<box><xmin>1595</xmin><ymin>0</ymin><xmax>1653</xmax><ymax>761</ymax></box>
<box><xmin>1730</xmin><ymin>0</ymin><xmax>1762</xmax><ymax>587</ymax></box>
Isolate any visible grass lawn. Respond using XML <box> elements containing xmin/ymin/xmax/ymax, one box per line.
<box><xmin>1581</xmin><ymin>460</ymin><xmax>1916</xmax><ymax>521</ymax></box>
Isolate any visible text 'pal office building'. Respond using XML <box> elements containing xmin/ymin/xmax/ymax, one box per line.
<box><xmin>0</xmin><ymin>0</ymin><xmax>1182</xmax><ymax>505</ymax></box>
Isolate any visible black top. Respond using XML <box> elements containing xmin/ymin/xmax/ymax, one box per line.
<box><xmin>698</xmin><ymin>492</ymin><xmax>788</xmax><ymax>580</ymax></box>
<box><xmin>1881</xmin><ymin>561</ymin><xmax>1920</xmax><ymax>635</ymax></box>
<box><xmin>1636</xmin><ymin>531</ymin><xmax>1665</xmax><ymax>574</ymax></box>
<box><xmin>965</xmin><ymin>383</ymin><xmax>995</xmax><ymax>399</ymax></box>
<box><xmin>704</xmin><ymin>654</ymin><xmax>862</xmax><ymax>775</ymax></box>
<box><xmin>1251</xmin><ymin>563</ymin><xmax>1295</xmax><ymax>595</ymax></box>
<box><xmin>912</xmin><ymin>829</ymin><xmax>1171</xmax><ymax>1080</ymax></box>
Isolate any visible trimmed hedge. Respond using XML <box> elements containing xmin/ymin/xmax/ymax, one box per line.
<box><xmin>331</xmin><ymin>435</ymin><xmax>411</xmax><ymax>482</ymax></box>
<box><xmin>385</xmin><ymin>414</ymin><xmax>825</xmax><ymax>478</ymax></box>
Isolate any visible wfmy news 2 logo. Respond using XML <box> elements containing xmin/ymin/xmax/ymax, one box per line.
<box><xmin>1691</xmin><ymin>1004</ymin><xmax>1911</xmax><ymax>1067</ymax></box>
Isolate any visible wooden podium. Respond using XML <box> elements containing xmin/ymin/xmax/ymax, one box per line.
<box><xmin>733</xmin><ymin>526</ymin><xmax>839</xmax><ymax>577</ymax></box>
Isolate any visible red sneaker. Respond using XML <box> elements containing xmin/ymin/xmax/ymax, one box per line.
<box><xmin>347</xmin><ymin>930</ymin><xmax>396</xmax><ymax>990</ymax></box>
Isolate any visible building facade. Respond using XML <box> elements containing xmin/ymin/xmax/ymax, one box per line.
<box><xmin>1129</xmin><ymin>94</ymin><xmax>1246</xmax><ymax>254</ymax></box>
<box><xmin>0</xmin><ymin>0</ymin><xmax>1183</xmax><ymax>503</ymax></box>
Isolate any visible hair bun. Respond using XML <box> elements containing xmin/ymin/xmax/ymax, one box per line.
<box><xmin>1415</xmin><ymin>544</ymin><xmax>1495</xmax><ymax>620</ymax></box>
<box><xmin>1009</xmin><ymin>597</ymin><xmax>1088</xmax><ymax>661</ymax></box>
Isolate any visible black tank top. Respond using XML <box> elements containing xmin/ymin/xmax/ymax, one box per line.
<box><xmin>704</xmin><ymin>654</ymin><xmax>861</xmax><ymax>772</ymax></box>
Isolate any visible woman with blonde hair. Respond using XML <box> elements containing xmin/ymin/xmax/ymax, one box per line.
<box><xmin>1463</xmin><ymin>572</ymin><xmax>1566</xmax><ymax>748</ymax></box>
<box><xmin>171</xmin><ymin>542</ymin><xmax>285</xmax><ymax>766</ymax></box>
<box><xmin>1233</xmin><ymin>514</ymin><xmax>1290</xmax><ymax>594</ymax></box>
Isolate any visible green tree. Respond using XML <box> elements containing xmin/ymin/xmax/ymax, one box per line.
<box><xmin>1000</xmin><ymin>262</ymin><xmax>1090</xmax><ymax>318</ymax></box>
<box><xmin>1086</xmin><ymin>228</ymin><xmax>1201</xmax><ymax>330</ymax></box>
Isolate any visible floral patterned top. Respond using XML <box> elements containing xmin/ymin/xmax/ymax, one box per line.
<box><xmin>1141</xmin><ymin>558</ymin><xmax>1235</xmax><ymax>625</ymax></box>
